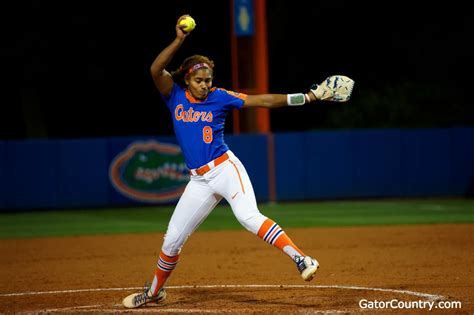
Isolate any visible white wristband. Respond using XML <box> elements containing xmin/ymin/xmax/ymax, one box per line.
<box><xmin>287</xmin><ymin>93</ymin><xmax>305</xmax><ymax>106</ymax></box>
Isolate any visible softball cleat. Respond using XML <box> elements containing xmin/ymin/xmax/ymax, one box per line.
<box><xmin>123</xmin><ymin>287</ymin><xmax>166</xmax><ymax>308</ymax></box>
<box><xmin>295</xmin><ymin>256</ymin><xmax>319</xmax><ymax>281</ymax></box>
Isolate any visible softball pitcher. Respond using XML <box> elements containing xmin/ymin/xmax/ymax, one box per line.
<box><xmin>123</xmin><ymin>15</ymin><xmax>323</xmax><ymax>308</ymax></box>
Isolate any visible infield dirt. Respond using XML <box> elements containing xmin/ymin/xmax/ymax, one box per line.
<box><xmin>0</xmin><ymin>224</ymin><xmax>472</xmax><ymax>314</ymax></box>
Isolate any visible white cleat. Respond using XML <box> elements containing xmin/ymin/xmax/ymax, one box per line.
<box><xmin>296</xmin><ymin>256</ymin><xmax>319</xmax><ymax>281</ymax></box>
<box><xmin>122</xmin><ymin>287</ymin><xmax>166</xmax><ymax>309</ymax></box>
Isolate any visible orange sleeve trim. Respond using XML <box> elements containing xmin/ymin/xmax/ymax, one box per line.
<box><xmin>218</xmin><ymin>88</ymin><xmax>248</xmax><ymax>101</ymax></box>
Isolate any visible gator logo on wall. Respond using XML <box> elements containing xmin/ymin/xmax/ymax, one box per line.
<box><xmin>109</xmin><ymin>141</ymin><xmax>189</xmax><ymax>202</ymax></box>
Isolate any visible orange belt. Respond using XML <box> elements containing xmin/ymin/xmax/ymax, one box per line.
<box><xmin>189</xmin><ymin>152</ymin><xmax>230</xmax><ymax>176</ymax></box>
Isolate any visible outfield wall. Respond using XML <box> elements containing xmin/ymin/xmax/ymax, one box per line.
<box><xmin>1</xmin><ymin>127</ymin><xmax>473</xmax><ymax>210</ymax></box>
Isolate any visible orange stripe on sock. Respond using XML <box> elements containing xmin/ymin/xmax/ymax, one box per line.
<box><xmin>274</xmin><ymin>233</ymin><xmax>305</xmax><ymax>256</ymax></box>
<box><xmin>267</xmin><ymin>226</ymin><xmax>279</xmax><ymax>241</ymax></box>
<box><xmin>258</xmin><ymin>219</ymin><xmax>305</xmax><ymax>257</ymax></box>
<box><xmin>257</xmin><ymin>218</ymin><xmax>275</xmax><ymax>238</ymax></box>
<box><xmin>159</xmin><ymin>251</ymin><xmax>179</xmax><ymax>263</ymax></box>
<box><xmin>152</xmin><ymin>251</ymin><xmax>180</xmax><ymax>295</ymax></box>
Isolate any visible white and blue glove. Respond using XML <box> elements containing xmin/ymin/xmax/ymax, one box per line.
<box><xmin>310</xmin><ymin>75</ymin><xmax>355</xmax><ymax>102</ymax></box>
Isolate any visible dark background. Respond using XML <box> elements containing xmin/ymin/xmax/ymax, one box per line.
<box><xmin>2</xmin><ymin>0</ymin><xmax>474</xmax><ymax>140</ymax></box>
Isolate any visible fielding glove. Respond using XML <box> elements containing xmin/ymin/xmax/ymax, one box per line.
<box><xmin>310</xmin><ymin>75</ymin><xmax>355</xmax><ymax>102</ymax></box>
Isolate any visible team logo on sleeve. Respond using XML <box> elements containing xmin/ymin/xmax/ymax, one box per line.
<box><xmin>109</xmin><ymin>141</ymin><xmax>188</xmax><ymax>203</ymax></box>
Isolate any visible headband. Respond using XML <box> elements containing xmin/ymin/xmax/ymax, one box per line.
<box><xmin>187</xmin><ymin>63</ymin><xmax>210</xmax><ymax>74</ymax></box>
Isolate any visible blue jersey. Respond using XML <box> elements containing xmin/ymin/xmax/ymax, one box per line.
<box><xmin>161</xmin><ymin>83</ymin><xmax>246</xmax><ymax>169</ymax></box>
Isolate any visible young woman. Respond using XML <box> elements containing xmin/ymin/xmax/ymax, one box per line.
<box><xmin>123</xmin><ymin>15</ymin><xmax>320</xmax><ymax>309</ymax></box>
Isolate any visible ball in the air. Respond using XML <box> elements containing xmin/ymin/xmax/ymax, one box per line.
<box><xmin>180</xmin><ymin>16</ymin><xmax>196</xmax><ymax>33</ymax></box>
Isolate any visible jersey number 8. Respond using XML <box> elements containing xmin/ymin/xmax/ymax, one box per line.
<box><xmin>203</xmin><ymin>126</ymin><xmax>213</xmax><ymax>144</ymax></box>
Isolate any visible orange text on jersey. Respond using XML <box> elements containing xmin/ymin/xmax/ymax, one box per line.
<box><xmin>175</xmin><ymin>104</ymin><xmax>213</xmax><ymax>123</ymax></box>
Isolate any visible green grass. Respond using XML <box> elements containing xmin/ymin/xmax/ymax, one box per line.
<box><xmin>0</xmin><ymin>198</ymin><xmax>473</xmax><ymax>239</ymax></box>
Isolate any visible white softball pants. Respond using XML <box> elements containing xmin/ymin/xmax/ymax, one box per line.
<box><xmin>161</xmin><ymin>150</ymin><xmax>268</xmax><ymax>256</ymax></box>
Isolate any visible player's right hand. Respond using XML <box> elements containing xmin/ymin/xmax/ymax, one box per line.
<box><xmin>176</xmin><ymin>15</ymin><xmax>191</xmax><ymax>39</ymax></box>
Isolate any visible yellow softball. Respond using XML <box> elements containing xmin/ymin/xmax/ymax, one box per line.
<box><xmin>179</xmin><ymin>16</ymin><xmax>196</xmax><ymax>33</ymax></box>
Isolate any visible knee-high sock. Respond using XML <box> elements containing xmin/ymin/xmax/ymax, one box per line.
<box><xmin>149</xmin><ymin>251</ymin><xmax>179</xmax><ymax>296</ymax></box>
<box><xmin>257</xmin><ymin>218</ymin><xmax>305</xmax><ymax>261</ymax></box>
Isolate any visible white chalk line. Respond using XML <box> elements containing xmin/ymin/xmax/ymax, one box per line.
<box><xmin>20</xmin><ymin>305</ymin><xmax>355</xmax><ymax>314</ymax></box>
<box><xmin>5</xmin><ymin>284</ymin><xmax>445</xmax><ymax>314</ymax></box>
<box><xmin>0</xmin><ymin>284</ymin><xmax>445</xmax><ymax>301</ymax></box>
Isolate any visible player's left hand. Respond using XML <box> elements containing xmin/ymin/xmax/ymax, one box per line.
<box><xmin>309</xmin><ymin>75</ymin><xmax>355</xmax><ymax>102</ymax></box>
